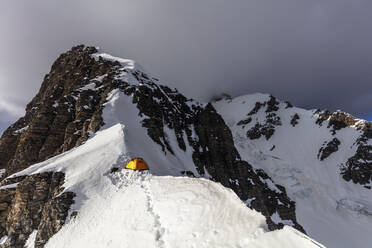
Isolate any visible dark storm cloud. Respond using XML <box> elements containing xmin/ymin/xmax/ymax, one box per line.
<box><xmin>1</xmin><ymin>0</ymin><xmax>372</xmax><ymax>135</ymax></box>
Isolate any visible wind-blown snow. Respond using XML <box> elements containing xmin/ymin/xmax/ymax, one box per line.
<box><xmin>91</xmin><ymin>52</ymin><xmax>138</xmax><ymax>71</ymax></box>
<box><xmin>214</xmin><ymin>94</ymin><xmax>372</xmax><ymax>248</ymax></box>
<box><xmin>10</xmin><ymin>89</ymin><xmax>324</xmax><ymax>247</ymax></box>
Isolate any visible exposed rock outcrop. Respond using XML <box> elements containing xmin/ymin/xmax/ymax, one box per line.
<box><xmin>315</xmin><ymin>110</ymin><xmax>362</xmax><ymax>134</ymax></box>
<box><xmin>290</xmin><ymin>113</ymin><xmax>300</xmax><ymax>127</ymax></box>
<box><xmin>314</xmin><ymin>110</ymin><xmax>372</xmax><ymax>186</ymax></box>
<box><xmin>120</xmin><ymin>74</ymin><xmax>304</xmax><ymax>231</ymax></box>
<box><xmin>246</xmin><ymin>97</ymin><xmax>282</xmax><ymax>140</ymax></box>
<box><xmin>341</xmin><ymin>125</ymin><xmax>372</xmax><ymax>186</ymax></box>
<box><xmin>0</xmin><ymin>45</ymin><xmax>118</xmax><ymax>179</ymax></box>
<box><xmin>318</xmin><ymin>138</ymin><xmax>341</xmax><ymax>161</ymax></box>
<box><xmin>0</xmin><ymin>172</ymin><xmax>74</xmax><ymax>248</ymax></box>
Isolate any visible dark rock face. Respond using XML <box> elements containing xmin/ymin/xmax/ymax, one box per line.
<box><xmin>247</xmin><ymin>123</ymin><xmax>276</xmax><ymax>140</ymax></box>
<box><xmin>35</xmin><ymin>190</ymin><xmax>75</xmax><ymax>248</ymax></box>
<box><xmin>318</xmin><ymin>138</ymin><xmax>341</xmax><ymax>161</ymax></box>
<box><xmin>265</xmin><ymin>96</ymin><xmax>280</xmax><ymax>113</ymax></box>
<box><xmin>0</xmin><ymin>188</ymin><xmax>16</xmax><ymax>237</ymax></box>
<box><xmin>0</xmin><ymin>45</ymin><xmax>118</xmax><ymax>179</ymax></box>
<box><xmin>314</xmin><ymin>110</ymin><xmax>331</xmax><ymax>127</ymax></box>
<box><xmin>120</xmin><ymin>78</ymin><xmax>304</xmax><ymax>231</ymax></box>
<box><xmin>290</xmin><ymin>113</ymin><xmax>300</xmax><ymax>127</ymax></box>
<box><xmin>0</xmin><ymin>45</ymin><xmax>119</xmax><ymax>247</ymax></box>
<box><xmin>246</xmin><ymin>97</ymin><xmax>282</xmax><ymax>140</ymax></box>
<box><xmin>341</xmin><ymin>126</ymin><xmax>372</xmax><ymax>186</ymax></box>
<box><xmin>0</xmin><ymin>172</ymin><xmax>74</xmax><ymax>248</ymax></box>
<box><xmin>315</xmin><ymin>110</ymin><xmax>358</xmax><ymax>135</ymax></box>
<box><xmin>248</xmin><ymin>102</ymin><xmax>265</xmax><ymax>116</ymax></box>
<box><xmin>191</xmin><ymin>105</ymin><xmax>304</xmax><ymax>232</ymax></box>
<box><xmin>237</xmin><ymin>117</ymin><xmax>252</xmax><ymax>126</ymax></box>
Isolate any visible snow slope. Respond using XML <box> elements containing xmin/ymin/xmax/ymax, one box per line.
<box><xmin>214</xmin><ymin>94</ymin><xmax>372</xmax><ymax>248</ymax></box>
<box><xmin>9</xmin><ymin>90</ymin><xmax>324</xmax><ymax>247</ymax></box>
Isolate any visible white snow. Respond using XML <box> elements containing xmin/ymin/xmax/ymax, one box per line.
<box><xmin>91</xmin><ymin>52</ymin><xmax>138</xmax><ymax>71</ymax></box>
<box><xmin>13</xmin><ymin>125</ymin><xmax>29</xmax><ymax>134</ymax></box>
<box><xmin>78</xmin><ymin>82</ymin><xmax>96</xmax><ymax>91</ymax></box>
<box><xmin>0</xmin><ymin>236</ymin><xmax>8</xmax><ymax>245</ymax></box>
<box><xmin>92</xmin><ymin>74</ymin><xmax>107</xmax><ymax>83</ymax></box>
<box><xmin>271</xmin><ymin>211</ymin><xmax>294</xmax><ymax>226</ymax></box>
<box><xmin>214</xmin><ymin>94</ymin><xmax>372</xmax><ymax>248</ymax></box>
<box><xmin>25</xmin><ymin>230</ymin><xmax>37</xmax><ymax>248</ymax></box>
<box><xmin>263</xmin><ymin>178</ymin><xmax>281</xmax><ymax>194</ymax></box>
<box><xmin>0</xmin><ymin>182</ymin><xmax>18</xmax><ymax>190</ymax></box>
<box><xmin>9</xmin><ymin>89</ymin><xmax>324</xmax><ymax>248</ymax></box>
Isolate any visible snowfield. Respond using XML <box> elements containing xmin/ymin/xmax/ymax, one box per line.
<box><xmin>214</xmin><ymin>94</ymin><xmax>372</xmax><ymax>248</ymax></box>
<box><xmin>10</xmin><ymin>87</ymin><xmax>325</xmax><ymax>247</ymax></box>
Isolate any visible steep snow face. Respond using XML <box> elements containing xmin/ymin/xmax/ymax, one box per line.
<box><xmin>88</xmin><ymin>50</ymin><xmax>306</xmax><ymax>232</ymax></box>
<box><xmin>101</xmin><ymin>89</ymin><xmax>200</xmax><ymax>176</ymax></box>
<box><xmin>12</xmin><ymin>124</ymin><xmax>323</xmax><ymax>248</ymax></box>
<box><xmin>214</xmin><ymin>94</ymin><xmax>372</xmax><ymax>248</ymax></box>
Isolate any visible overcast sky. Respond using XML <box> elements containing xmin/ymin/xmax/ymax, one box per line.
<box><xmin>1</xmin><ymin>0</ymin><xmax>371</xmax><ymax>134</ymax></box>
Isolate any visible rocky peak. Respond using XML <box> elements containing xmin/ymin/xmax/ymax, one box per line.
<box><xmin>0</xmin><ymin>45</ymin><xmax>308</xmax><ymax>246</ymax></box>
<box><xmin>0</xmin><ymin>45</ymin><xmax>121</xmax><ymax>179</ymax></box>
<box><xmin>315</xmin><ymin>109</ymin><xmax>369</xmax><ymax>133</ymax></box>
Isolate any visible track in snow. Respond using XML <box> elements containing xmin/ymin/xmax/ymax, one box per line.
<box><xmin>110</xmin><ymin>169</ymin><xmax>167</xmax><ymax>248</ymax></box>
<box><xmin>142</xmin><ymin>177</ymin><xmax>167</xmax><ymax>248</ymax></box>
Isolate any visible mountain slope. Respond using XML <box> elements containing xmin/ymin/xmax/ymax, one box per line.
<box><xmin>0</xmin><ymin>45</ymin><xmax>370</xmax><ymax>247</ymax></box>
<box><xmin>8</xmin><ymin>124</ymin><xmax>323</xmax><ymax>248</ymax></box>
<box><xmin>213</xmin><ymin>94</ymin><xmax>372</xmax><ymax>248</ymax></box>
<box><xmin>0</xmin><ymin>45</ymin><xmax>305</xmax><ymax>248</ymax></box>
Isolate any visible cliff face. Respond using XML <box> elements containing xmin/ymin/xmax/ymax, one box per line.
<box><xmin>0</xmin><ymin>45</ymin><xmax>306</xmax><ymax>247</ymax></box>
<box><xmin>0</xmin><ymin>45</ymin><xmax>119</xmax><ymax>247</ymax></box>
<box><xmin>0</xmin><ymin>45</ymin><xmax>115</xmax><ymax>178</ymax></box>
<box><xmin>0</xmin><ymin>172</ymin><xmax>74</xmax><ymax>248</ymax></box>
<box><xmin>124</xmin><ymin>76</ymin><xmax>303</xmax><ymax>231</ymax></box>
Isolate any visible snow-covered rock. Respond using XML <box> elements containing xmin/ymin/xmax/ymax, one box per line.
<box><xmin>214</xmin><ymin>94</ymin><xmax>372</xmax><ymax>248</ymax></box>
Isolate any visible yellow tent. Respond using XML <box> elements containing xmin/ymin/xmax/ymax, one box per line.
<box><xmin>125</xmin><ymin>158</ymin><xmax>149</xmax><ymax>170</ymax></box>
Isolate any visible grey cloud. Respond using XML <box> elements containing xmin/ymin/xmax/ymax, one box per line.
<box><xmin>0</xmin><ymin>109</ymin><xmax>16</xmax><ymax>136</ymax></box>
<box><xmin>0</xmin><ymin>0</ymin><xmax>371</xmax><ymax>130</ymax></box>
